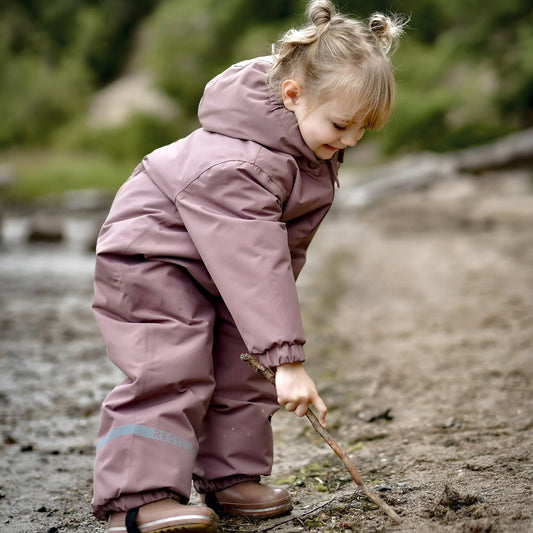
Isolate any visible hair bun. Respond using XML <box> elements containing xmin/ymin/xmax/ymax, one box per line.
<box><xmin>369</xmin><ymin>12</ymin><xmax>405</xmax><ymax>53</ymax></box>
<box><xmin>307</xmin><ymin>0</ymin><xmax>336</xmax><ymax>27</ymax></box>
<box><xmin>369</xmin><ymin>14</ymin><xmax>389</xmax><ymax>36</ymax></box>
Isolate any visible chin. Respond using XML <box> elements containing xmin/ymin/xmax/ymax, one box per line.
<box><xmin>315</xmin><ymin>146</ymin><xmax>338</xmax><ymax>159</ymax></box>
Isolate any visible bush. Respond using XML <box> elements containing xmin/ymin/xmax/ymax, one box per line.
<box><xmin>53</xmin><ymin>112</ymin><xmax>194</xmax><ymax>163</ymax></box>
<box><xmin>0</xmin><ymin>53</ymin><xmax>92</xmax><ymax>147</ymax></box>
<box><xmin>1</xmin><ymin>0</ymin><xmax>532</xmax><ymax>161</ymax></box>
<box><xmin>0</xmin><ymin>150</ymin><xmax>134</xmax><ymax>202</ymax></box>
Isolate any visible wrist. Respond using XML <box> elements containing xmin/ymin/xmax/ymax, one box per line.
<box><xmin>277</xmin><ymin>361</ymin><xmax>303</xmax><ymax>371</ymax></box>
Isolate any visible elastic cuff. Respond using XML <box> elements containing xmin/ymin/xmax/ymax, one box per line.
<box><xmin>92</xmin><ymin>489</ymin><xmax>186</xmax><ymax>521</ymax></box>
<box><xmin>257</xmin><ymin>342</ymin><xmax>306</xmax><ymax>369</ymax></box>
<box><xmin>193</xmin><ymin>474</ymin><xmax>260</xmax><ymax>494</ymax></box>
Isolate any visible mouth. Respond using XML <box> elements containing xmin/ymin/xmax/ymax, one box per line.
<box><xmin>323</xmin><ymin>144</ymin><xmax>339</xmax><ymax>152</ymax></box>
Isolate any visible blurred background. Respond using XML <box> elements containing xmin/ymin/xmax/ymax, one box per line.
<box><xmin>1</xmin><ymin>3</ymin><xmax>533</xmax><ymax>531</ymax></box>
<box><xmin>0</xmin><ymin>0</ymin><xmax>531</xmax><ymax>203</ymax></box>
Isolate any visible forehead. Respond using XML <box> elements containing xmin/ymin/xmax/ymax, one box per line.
<box><xmin>315</xmin><ymin>97</ymin><xmax>361</xmax><ymax>123</ymax></box>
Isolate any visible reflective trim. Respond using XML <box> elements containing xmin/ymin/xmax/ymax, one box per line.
<box><xmin>107</xmin><ymin>515</ymin><xmax>213</xmax><ymax>532</ymax></box>
<box><xmin>141</xmin><ymin>515</ymin><xmax>214</xmax><ymax>528</ymax></box>
<box><xmin>96</xmin><ymin>424</ymin><xmax>197</xmax><ymax>456</ymax></box>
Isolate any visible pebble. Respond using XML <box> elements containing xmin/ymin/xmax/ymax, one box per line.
<box><xmin>27</xmin><ymin>215</ymin><xmax>64</xmax><ymax>243</ymax></box>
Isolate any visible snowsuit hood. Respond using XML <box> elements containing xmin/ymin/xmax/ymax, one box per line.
<box><xmin>197</xmin><ymin>57</ymin><xmax>317</xmax><ymax>162</ymax></box>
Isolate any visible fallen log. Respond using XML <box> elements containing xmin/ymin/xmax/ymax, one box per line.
<box><xmin>454</xmin><ymin>127</ymin><xmax>533</xmax><ymax>173</ymax></box>
<box><xmin>338</xmin><ymin>152</ymin><xmax>456</xmax><ymax>211</ymax></box>
<box><xmin>337</xmin><ymin>127</ymin><xmax>533</xmax><ymax>211</ymax></box>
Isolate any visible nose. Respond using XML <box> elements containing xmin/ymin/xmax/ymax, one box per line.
<box><xmin>341</xmin><ymin>126</ymin><xmax>365</xmax><ymax>147</ymax></box>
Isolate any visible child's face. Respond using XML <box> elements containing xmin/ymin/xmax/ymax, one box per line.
<box><xmin>282</xmin><ymin>81</ymin><xmax>367</xmax><ymax>160</ymax></box>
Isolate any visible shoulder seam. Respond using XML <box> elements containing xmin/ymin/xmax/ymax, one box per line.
<box><xmin>174</xmin><ymin>154</ymin><xmax>286</xmax><ymax>204</ymax></box>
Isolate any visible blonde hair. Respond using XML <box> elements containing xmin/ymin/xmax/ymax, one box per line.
<box><xmin>268</xmin><ymin>0</ymin><xmax>406</xmax><ymax>130</ymax></box>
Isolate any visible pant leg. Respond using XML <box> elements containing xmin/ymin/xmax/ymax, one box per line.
<box><xmin>193</xmin><ymin>300</ymin><xmax>279</xmax><ymax>493</ymax></box>
<box><xmin>91</xmin><ymin>254</ymin><xmax>216</xmax><ymax>520</ymax></box>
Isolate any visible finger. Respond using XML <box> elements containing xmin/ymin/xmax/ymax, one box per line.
<box><xmin>294</xmin><ymin>402</ymin><xmax>309</xmax><ymax>418</ymax></box>
<box><xmin>283</xmin><ymin>401</ymin><xmax>297</xmax><ymax>412</ymax></box>
<box><xmin>312</xmin><ymin>396</ymin><xmax>328</xmax><ymax>427</ymax></box>
<box><xmin>277</xmin><ymin>392</ymin><xmax>292</xmax><ymax>406</ymax></box>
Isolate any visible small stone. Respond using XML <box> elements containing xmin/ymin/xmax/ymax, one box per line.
<box><xmin>27</xmin><ymin>215</ymin><xmax>64</xmax><ymax>243</ymax></box>
<box><xmin>4</xmin><ymin>435</ymin><xmax>16</xmax><ymax>445</ymax></box>
<box><xmin>438</xmin><ymin>484</ymin><xmax>478</xmax><ymax>510</ymax></box>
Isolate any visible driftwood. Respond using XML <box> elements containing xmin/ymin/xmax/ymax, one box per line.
<box><xmin>454</xmin><ymin>127</ymin><xmax>533</xmax><ymax>173</ymax></box>
<box><xmin>241</xmin><ymin>353</ymin><xmax>402</xmax><ymax>524</ymax></box>
<box><xmin>337</xmin><ymin>127</ymin><xmax>533</xmax><ymax>211</ymax></box>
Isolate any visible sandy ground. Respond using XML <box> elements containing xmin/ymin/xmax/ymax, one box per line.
<box><xmin>0</xmin><ymin>168</ymin><xmax>532</xmax><ymax>532</ymax></box>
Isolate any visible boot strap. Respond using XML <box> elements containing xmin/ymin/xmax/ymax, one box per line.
<box><xmin>125</xmin><ymin>507</ymin><xmax>141</xmax><ymax>533</ymax></box>
<box><xmin>204</xmin><ymin>492</ymin><xmax>222</xmax><ymax>514</ymax></box>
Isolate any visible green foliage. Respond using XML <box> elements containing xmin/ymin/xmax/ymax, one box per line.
<box><xmin>0</xmin><ymin>0</ymin><xmax>160</xmax><ymax>147</ymax></box>
<box><xmin>1</xmin><ymin>0</ymin><xmax>532</xmax><ymax>198</ymax></box>
<box><xmin>496</xmin><ymin>16</ymin><xmax>533</xmax><ymax>124</ymax></box>
<box><xmin>140</xmin><ymin>0</ymin><xmax>219</xmax><ymax>116</ymax></box>
<box><xmin>383</xmin><ymin>35</ymin><xmax>518</xmax><ymax>153</ymax></box>
<box><xmin>342</xmin><ymin>0</ymin><xmax>449</xmax><ymax>43</ymax></box>
<box><xmin>0</xmin><ymin>51</ymin><xmax>91</xmax><ymax>146</ymax></box>
<box><xmin>1</xmin><ymin>150</ymin><xmax>134</xmax><ymax>201</ymax></box>
<box><xmin>338</xmin><ymin>0</ymin><xmax>533</xmax><ymax>152</ymax></box>
<box><xmin>141</xmin><ymin>0</ymin><xmax>302</xmax><ymax>115</ymax></box>
<box><xmin>53</xmin><ymin>113</ymin><xmax>191</xmax><ymax>163</ymax></box>
<box><xmin>139</xmin><ymin>0</ymin><xmax>533</xmax><ymax>154</ymax></box>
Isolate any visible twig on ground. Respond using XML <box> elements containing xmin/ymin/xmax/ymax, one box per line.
<box><xmin>262</xmin><ymin>496</ymin><xmax>336</xmax><ymax>531</ymax></box>
<box><xmin>221</xmin><ymin>494</ymin><xmax>345</xmax><ymax>532</ymax></box>
<box><xmin>241</xmin><ymin>353</ymin><xmax>402</xmax><ymax>524</ymax></box>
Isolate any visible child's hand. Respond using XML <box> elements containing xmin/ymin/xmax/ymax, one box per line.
<box><xmin>275</xmin><ymin>362</ymin><xmax>327</xmax><ymax>427</ymax></box>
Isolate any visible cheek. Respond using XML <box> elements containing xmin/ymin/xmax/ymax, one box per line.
<box><xmin>325</xmin><ymin>125</ymin><xmax>340</xmax><ymax>142</ymax></box>
<box><xmin>302</xmin><ymin>121</ymin><xmax>321</xmax><ymax>144</ymax></box>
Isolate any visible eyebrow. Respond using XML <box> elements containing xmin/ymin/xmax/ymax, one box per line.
<box><xmin>333</xmin><ymin>117</ymin><xmax>363</xmax><ymax>129</ymax></box>
<box><xmin>331</xmin><ymin>115</ymin><xmax>352</xmax><ymax>124</ymax></box>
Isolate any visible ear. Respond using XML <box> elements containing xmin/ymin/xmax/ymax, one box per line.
<box><xmin>281</xmin><ymin>79</ymin><xmax>303</xmax><ymax>111</ymax></box>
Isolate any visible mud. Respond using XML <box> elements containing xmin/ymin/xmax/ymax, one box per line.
<box><xmin>1</xmin><ymin>169</ymin><xmax>532</xmax><ymax>532</ymax></box>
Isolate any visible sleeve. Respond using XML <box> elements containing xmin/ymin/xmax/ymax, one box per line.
<box><xmin>175</xmin><ymin>161</ymin><xmax>306</xmax><ymax>368</ymax></box>
<box><xmin>290</xmin><ymin>228</ymin><xmax>318</xmax><ymax>280</ymax></box>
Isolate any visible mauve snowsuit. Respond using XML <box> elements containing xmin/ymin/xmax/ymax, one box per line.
<box><xmin>91</xmin><ymin>57</ymin><xmax>341</xmax><ymax>520</ymax></box>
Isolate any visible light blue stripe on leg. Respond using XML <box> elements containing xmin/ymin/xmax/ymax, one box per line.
<box><xmin>96</xmin><ymin>424</ymin><xmax>197</xmax><ymax>456</ymax></box>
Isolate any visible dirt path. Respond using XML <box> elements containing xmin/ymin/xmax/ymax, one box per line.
<box><xmin>1</xmin><ymin>170</ymin><xmax>532</xmax><ymax>532</ymax></box>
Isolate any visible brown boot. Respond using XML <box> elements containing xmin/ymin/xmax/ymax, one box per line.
<box><xmin>203</xmin><ymin>481</ymin><xmax>292</xmax><ymax>518</ymax></box>
<box><xmin>106</xmin><ymin>498</ymin><xmax>218</xmax><ymax>533</ymax></box>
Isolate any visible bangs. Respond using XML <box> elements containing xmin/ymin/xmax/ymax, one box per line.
<box><xmin>323</xmin><ymin>61</ymin><xmax>395</xmax><ymax>130</ymax></box>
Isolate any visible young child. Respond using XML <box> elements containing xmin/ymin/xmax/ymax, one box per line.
<box><xmin>92</xmin><ymin>1</ymin><xmax>403</xmax><ymax>531</ymax></box>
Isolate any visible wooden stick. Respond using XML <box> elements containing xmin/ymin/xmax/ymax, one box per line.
<box><xmin>241</xmin><ymin>353</ymin><xmax>402</xmax><ymax>524</ymax></box>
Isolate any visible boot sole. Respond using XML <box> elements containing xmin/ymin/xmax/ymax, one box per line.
<box><xmin>108</xmin><ymin>517</ymin><xmax>218</xmax><ymax>533</ymax></box>
<box><xmin>216</xmin><ymin>501</ymin><xmax>292</xmax><ymax>518</ymax></box>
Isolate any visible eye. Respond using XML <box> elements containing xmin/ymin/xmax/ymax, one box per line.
<box><xmin>333</xmin><ymin>123</ymin><xmax>347</xmax><ymax>131</ymax></box>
